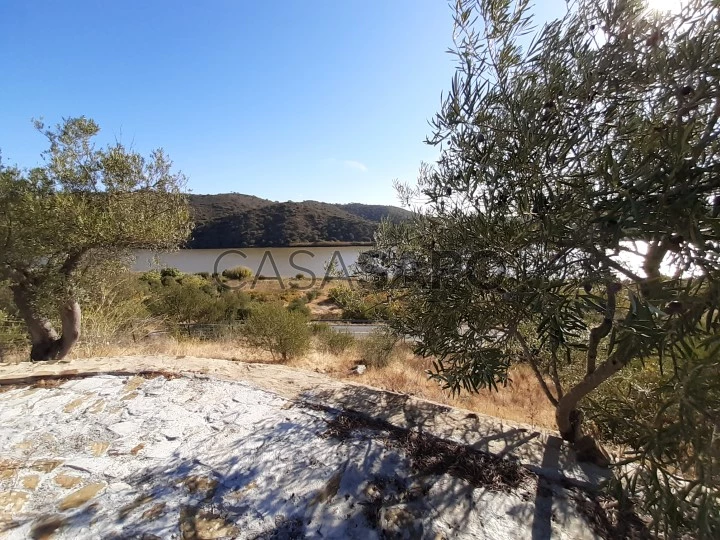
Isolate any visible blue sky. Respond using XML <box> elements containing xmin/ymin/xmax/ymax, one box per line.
<box><xmin>0</xmin><ymin>1</ymin><xmax>564</xmax><ymax>205</ymax></box>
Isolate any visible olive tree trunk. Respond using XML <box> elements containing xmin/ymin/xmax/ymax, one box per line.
<box><xmin>11</xmin><ymin>285</ymin><xmax>81</xmax><ymax>361</ymax></box>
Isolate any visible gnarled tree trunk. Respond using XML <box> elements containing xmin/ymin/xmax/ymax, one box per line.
<box><xmin>11</xmin><ymin>285</ymin><xmax>81</xmax><ymax>361</ymax></box>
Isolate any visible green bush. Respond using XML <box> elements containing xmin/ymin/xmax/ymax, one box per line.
<box><xmin>317</xmin><ymin>327</ymin><xmax>355</xmax><ymax>355</ymax></box>
<box><xmin>361</xmin><ymin>329</ymin><xmax>397</xmax><ymax>368</ymax></box>
<box><xmin>195</xmin><ymin>271</ymin><xmax>210</xmax><ymax>279</ymax></box>
<box><xmin>139</xmin><ymin>270</ymin><xmax>162</xmax><ymax>285</ymax></box>
<box><xmin>295</xmin><ymin>273</ymin><xmax>305</xmax><ymax>280</ymax></box>
<box><xmin>244</xmin><ymin>302</ymin><xmax>311</xmax><ymax>361</ymax></box>
<box><xmin>147</xmin><ymin>280</ymin><xmax>250</xmax><ymax>325</ymax></box>
<box><xmin>305</xmin><ymin>290</ymin><xmax>320</xmax><ymax>302</ymax></box>
<box><xmin>160</xmin><ymin>267</ymin><xmax>183</xmax><ymax>279</ymax></box>
<box><xmin>587</xmin><ymin>351</ymin><xmax>720</xmax><ymax>538</ymax></box>
<box><xmin>287</xmin><ymin>297</ymin><xmax>310</xmax><ymax>317</ymax></box>
<box><xmin>222</xmin><ymin>266</ymin><xmax>253</xmax><ymax>281</ymax></box>
<box><xmin>328</xmin><ymin>286</ymin><xmax>391</xmax><ymax>321</ymax></box>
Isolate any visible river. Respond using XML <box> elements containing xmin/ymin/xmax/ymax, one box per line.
<box><xmin>132</xmin><ymin>246</ymin><xmax>369</xmax><ymax>279</ymax></box>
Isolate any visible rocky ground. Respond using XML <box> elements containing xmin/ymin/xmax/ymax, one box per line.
<box><xmin>0</xmin><ymin>359</ymin><xmax>604</xmax><ymax>539</ymax></box>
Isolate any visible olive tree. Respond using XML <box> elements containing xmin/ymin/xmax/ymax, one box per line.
<box><xmin>368</xmin><ymin>0</ymin><xmax>720</xmax><ymax>463</ymax></box>
<box><xmin>0</xmin><ymin>117</ymin><xmax>191</xmax><ymax>361</ymax></box>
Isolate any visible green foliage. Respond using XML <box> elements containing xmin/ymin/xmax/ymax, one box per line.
<box><xmin>78</xmin><ymin>266</ymin><xmax>153</xmax><ymax>343</ymax></box>
<box><xmin>366</xmin><ymin>1</ymin><xmax>720</xmax><ymax>535</ymax></box>
<box><xmin>305</xmin><ymin>290</ymin><xmax>320</xmax><ymax>302</ymax></box>
<box><xmin>0</xmin><ymin>117</ymin><xmax>191</xmax><ymax>357</ymax></box>
<box><xmin>287</xmin><ymin>297</ymin><xmax>311</xmax><ymax>317</ymax></box>
<box><xmin>327</xmin><ymin>286</ymin><xmax>391</xmax><ymax>320</ymax></box>
<box><xmin>139</xmin><ymin>270</ymin><xmax>162</xmax><ymax>286</ymax></box>
<box><xmin>147</xmin><ymin>278</ymin><xmax>249</xmax><ymax>325</ymax></box>
<box><xmin>188</xmin><ymin>194</ymin><xmax>409</xmax><ymax>248</ymax></box>
<box><xmin>244</xmin><ymin>302</ymin><xmax>311</xmax><ymax>361</ymax></box>
<box><xmin>222</xmin><ymin>265</ymin><xmax>253</xmax><ymax>281</ymax></box>
<box><xmin>0</xmin><ymin>309</ymin><xmax>26</xmax><ymax>356</ymax></box>
<box><xmin>588</xmin><ymin>348</ymin><xmax>720</xmax><ymax>538</ymax></box>
<box><xmin>160</xmin><ymin>267</ymin><xmax>183</xmax><ymax>279</ymax></box>
<box><xmin>361</xmin><ymin>329</ymin><xmax>398</xmax><ymax>368</ymax></box>
<box><xmin>316</xmin><ymin>327</ymin><xmax>356</xmax><ymax>355</ymax></box>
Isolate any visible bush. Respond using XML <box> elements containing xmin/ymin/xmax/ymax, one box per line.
<box><xmin>222</xmin><ymin>266</ymin><xmax>253</xmax><ymax>281</ymax></box>
<box><xmin>287</xmin><ymin>297</ymin><xmax>310</xmax><ymax>317</ymax></box>
<box><xmin>587</xmin><ymin>351</ymin><xmax>720</xmax><ymax>538</ymax></box>
<box><xmin>305</xmin><ymin>290</ymin><xmax>320</xmax><ymax>302</ymax></box>
<box><xmin>160</xmin><ymin>267</ymin><xmax>183</xmax><ymax>279</ymax></box>
<box><xmin>316</xmin><ymin>327</ymin><xmax>355</xmax><ymax>355</ymax></box>
<box><xmin>139</xmin><ymin>270</ymin><xmax>162</xmax><ymax>285</ymax></box>
<box><xmin>328</xmin><ymin>286</ymin><xmax>391</xmax><ymax>321</ymax></box>
<box><xmin>195</xmin><ymin>271</ymin><xmax>210</xmax><ymax>279</ymax></box>
<box><xmin>295</xmin><ymin>273</ymin><xmax>305</xmax><ymax>280</ymax></box>
<box><xmin>311</xmin><ymin>322</ymin><xmax>331</xmax><ymax>335</ymax></box>
<box><xmin>244</xmin><ymin>302</ymin><xmax>311</xmax><ymax>361</ymax></box>
<box><xmin>0</xmin><ymin>309</ymin><xmax>26</xmax><ymax>358</ymax></box>
<box><xmin>361</xmin><ymin>329</ymin><xmax>397</xmax><ymax>368</ymax></box>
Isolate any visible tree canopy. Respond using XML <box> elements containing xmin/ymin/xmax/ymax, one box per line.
<box><xmin>0</xmin><ymin>117</ymin><xmax>191</xmax><ymax>360</ymax></box>
<box><xmin>364</xmin><ymin>0</ymin><xmax>720</xmax><ymax>535</ymax></box>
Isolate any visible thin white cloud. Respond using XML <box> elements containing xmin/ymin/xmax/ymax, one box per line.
<box><xmin>342</xmin><ymin>160</ymin><xmax>368</xmax><ymax>173</ymax></box>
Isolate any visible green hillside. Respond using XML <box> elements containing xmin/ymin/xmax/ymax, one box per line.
<box><xmin>187</xmin><ymin>194</ymin><xmax>410</xmax><ymax>248</ymax></box>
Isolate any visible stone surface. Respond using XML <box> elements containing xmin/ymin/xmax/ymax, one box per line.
<box><xmin>58</xmin><ymin>483</ymin><xmax>105</xmax><ymax>510</ymax></box>
<box><xmin>54</xmin><ymin>474</ymin><xmax>83</xmax><ymax>489</ymax></box>
<box><xmin>380</xmin><ymin>504</ymin><xmax>424</xmax><ymax>540</ymax></box>
<box><xmin>0</xmin><ymin>360</ymin><xmax>603</xmax><ymax>539</ymax></box>
<box><xmin>21</xmin><ymin>475</ymin><xmax>40</xmax><ymax>490</ymax></box>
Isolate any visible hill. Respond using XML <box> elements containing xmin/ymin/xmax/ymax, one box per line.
<box><xmin>187</xmin><ymin>193</ymin><xmax>411</xmax><ymax>248</ymax></box>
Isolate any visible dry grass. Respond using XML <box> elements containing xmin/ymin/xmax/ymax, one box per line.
<box><xmin>4</xmin><ymin>335</ymin><xmax>555</xmax><ymax>430</ymax></box>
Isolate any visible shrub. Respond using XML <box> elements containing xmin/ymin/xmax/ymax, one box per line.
<box><xmin>160</xmin><ymin>267</ymin><xmax>183</xmax><ymax>279</ymax></box>
<box><xmin>244</xmin><ymin>302</ymin><xmax>311</xmax><ymax>361</ymax></box>
<box><xmin>139</xmin><ymin>270</ymin><xmax>162</xmax><ymax>285</ymax></box>
<box><xmin>0</xmin><ymin>309</ymin><xmax>27</xmax><ymax>358</ymax></box>
<box><xmin>287</xmin><ymin>298</ymin><xmax>310</xmax><ymax>317</ymax></box>
<box><xmin>316</xmin><ymin>327</ymin><xmax>355</xmax><ymax>355</ymax></box>
<box><xmin>328</xmin><ymin>286</ymin><xmax>391</xmax><ymax>321</ymax></box>
<box><xmin>195</xmin><ymin>271</ymin><xmax>210</xmax><ymax>279</ymax></box>
<box><xmin>587</xmin><ymin>351</ymin><xmax>720</xmax><ymax>538</ymax></box>
<box><xmin>222</xmin><ymin>266</ymin><xmax>253</xmax><ymax>281</ymax></box>
<box><xmin>305</xmin><ymin>290</ymin><xmax>320</xmax><ymax>302</ymax></box>
<box><xmin>295</xmin><ymin>273</ymin><xmax>305</xmax><ymax>280</ymax></box>
<box><xmin>362</xmin><ymin>329</ymin><xmax>397</xmax><ymax>368</ymax></box>
<box><xmin>311</xmin><ymin>322</ymin><xmax>331</xmax><ymax>335</ymax></box>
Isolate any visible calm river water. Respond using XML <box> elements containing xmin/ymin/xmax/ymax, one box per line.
<box><xmin>132</xmin><ymin>246</ymin><xmax>369</xmax><ymax>279</ymax></box>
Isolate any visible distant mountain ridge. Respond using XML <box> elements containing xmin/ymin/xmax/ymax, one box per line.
<box><xmin>187</xmin><ymin>193</ymin><xmax>411</xmax><ymax>248</ymax></box>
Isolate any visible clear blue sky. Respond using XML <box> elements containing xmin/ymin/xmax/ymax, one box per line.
<box><xmin>0</xmin><ymin>1</ymin><xmax>564</xmax><ymax>205</ymax></box>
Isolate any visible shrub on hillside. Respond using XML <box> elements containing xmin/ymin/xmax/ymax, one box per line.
<box><xmin>328</xmin><ymin>286</ymin><xmax>391</xmax><ymax>321</ymax></box>
<box><xmin>316</xmin><ymin>327</ymin><xmax>355</xmax><ymax>355</ymax></box>
<box><xmin>147</xmin><ymin>280</ymin><xmax>250</xmax><ymax>325</ymax></box>
<box><xmin>139</xmin><ymin>270</ymin><xmax>162</xmax><ymax>286</ymax></box>
<box><xmin>362</xmin><ymin>329</ymin><xmax>398</xmax><ymax>368</ymax></box>
<box><xmin>222</xmin><ymin>266</ymin><xmax>253</xmax><ymax>281</ymax></box>
<box><xmin>160</xmin><ymin>267</ymin><xmax>183</xmax><ymax>279</ymax></box>
<box><xmin>287</xmin><ymin>297</ymin><xmax>311</xmax><ymax>317</ymax></box>
<box><xmin>244</xmin><ymin>302</ymin><xmax>310</xmax><ymax>361</ymax></box>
